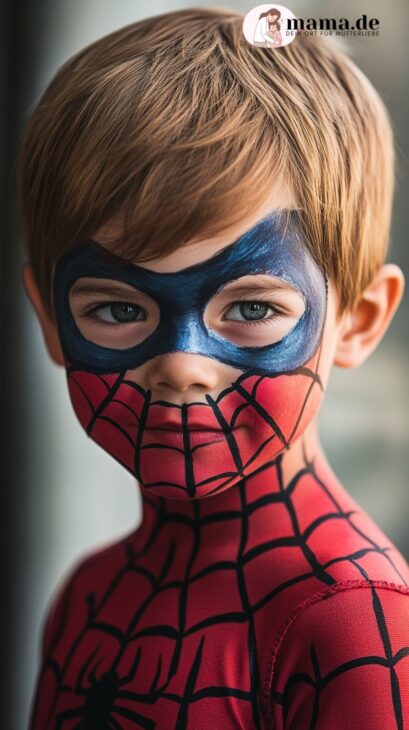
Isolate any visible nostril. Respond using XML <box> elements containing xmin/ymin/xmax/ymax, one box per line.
<box><xmin>152</xmin><ymin>379</ymin><xmax>216</xmax><ymax>394</ymax></box>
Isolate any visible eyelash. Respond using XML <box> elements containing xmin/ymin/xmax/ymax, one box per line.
<box><xmin>222</xmin><ymin>301</ymin><xmax>284</xmax><ymax>326</ymax></box>
<box><xmin>83</xmin><ymin>301</ymin><xmax>144</xmax><ymax>324</ymax></box>
<box><xmin>82</xmin><ymin>299</ymin><xmax>285</xmax><ymax>324</ymax></box>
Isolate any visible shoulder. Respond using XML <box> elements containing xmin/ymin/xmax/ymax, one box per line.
<box><xmin>263</xmin><ymin>579</ymin><xmax>409</xmax><ymax>729</ymax></box>
<box><xmin>41</xmin><ymin>530</ymin><xmax>137</xmax><ymax>657</ymax></box>
<box><xmin>290</xmin><ymin>460</ymin><xmax>409</xmax><ymax>587</ymax></box>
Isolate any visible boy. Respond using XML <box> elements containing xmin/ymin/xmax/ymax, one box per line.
<box><xmin>18</xmin><ymin>7</ymin><xmax>409</xmax><ymax>729</ymax></box>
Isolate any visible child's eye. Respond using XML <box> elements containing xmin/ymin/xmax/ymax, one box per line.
<box><xmin>207</xmin><ymin>294</ymin><xmax>298</xmax><ymax>347</ymax></box>
<box><xmin>223</xmin><ymin>301</ymin><xmax>280</xmax><ymax>323</ymax></box>
<box><xmin>88</xmin><ymin>302</ymin><xmax>146</xmax><ymax>324</ymax></box>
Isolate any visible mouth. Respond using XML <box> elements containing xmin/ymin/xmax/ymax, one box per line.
<box><xmin>147</xmin><ymin>417</ymin><xmax>225</xmax><ymax>431</ymax></box>
<box><xmin>148</xmin><ymin>424</ymin><xmax>226</xmax><ymax>432</ymax></box>
<box><xmin>145</xmin><ymin>423</ymin><xmax>243</xmax><ymax>446</ymax></box>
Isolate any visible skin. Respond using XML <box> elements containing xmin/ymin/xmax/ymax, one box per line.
<box><xmin>22</xmin><ymin>194</ymin><xmax>405</xmax><ymax>488</ymax></box>
<box><xmin>22</xmin><ymin>193</ymin><xmax>408</xmax><ymax>730</ymax></box>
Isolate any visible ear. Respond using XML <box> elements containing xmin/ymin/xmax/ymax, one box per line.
<box><xmin>21</xmin><ymin>261</ymin><xmax>65</xmax><ymax>367</ymax></box>
<box><xmin>334</xmin><ymin>264</ymin><xmax>405</xmax><ymax>369</ymax></box>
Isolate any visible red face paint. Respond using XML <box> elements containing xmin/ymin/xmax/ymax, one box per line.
<box><xmin>66</xmin><ymin>339</ymin><xmax>324</xmax><ymax>500</ymax></box>
<box><xmin>58</xmin><ymin>212</ymin><xmax>328</xmax><ymax>498</ymax></box>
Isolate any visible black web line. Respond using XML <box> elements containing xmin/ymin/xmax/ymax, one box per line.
<box><xmin>37</xmin><ymin>363</ymin><xmax>409</xmax><ymax>729</ymax></box>
<box><xmin>182</xmin><ymin>403</ymin><xmax>195</xmax><ymax>497</ymax></box>
<box><xmin>237</xmin><ymin>478</ymin><xmax>262</xmax><ymax>729</ymax></box>
<box><xmin>231</xmin><ymin>381</ymin><xmax>289</xmax><ymax>448</ymax></box>
<box><xmin>85</xmin><ymin>371</ymin><xmax>127</xmax><ymax>436</ymax></box>
<box><xmin>110</xmin><ymin>397</ymin><xmax>140</xmax><ymax>423</ymax></box>
<box><xmin>276</xmin><ymin>455</ymin><xmax>336</xmax><ymax>587</ymax></box>
<box><xmin>308</xmin><ymin>462</ymin><xmax>408</xmax><ymax>587</ymax></box>
<box><xmin>134</xmin><ymin>388</ymin><xmax>151</xmax><ymax>482</ymax></box>
<box><xmin>205</xmin><ymin>394</ymin><xmax>244</xmax><ymax>472</ymax></box>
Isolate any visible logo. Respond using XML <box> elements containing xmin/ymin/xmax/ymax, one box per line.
<box><xmin>243</xmin><ymin>5</ymin><xmax>297</xmax><ymax>49</ymax></box>
<box><xmin>243</xmin><ymin>5</ymin><xmax>381</xmax><ymax>49</ymax></box>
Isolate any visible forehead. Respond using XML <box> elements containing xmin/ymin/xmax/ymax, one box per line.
<box><xmin>56</xmin><ymin>210</ymin><xmax>324</xmax><ymax>306</ymax></box>
<box><xmin>89</xmin><ymin>209</ymin><xmax>308</xmax><ymax>274</ymax></box>
<box><xmin>90</xmin><ymin>202</ymin><xmax>298</xmax><ymax>273</ymax></box>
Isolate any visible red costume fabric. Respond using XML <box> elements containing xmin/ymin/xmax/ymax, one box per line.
<box><xmin>29</xmin><ymin>231</ymin><xmax>409</xmax><ymax>728</ymax></box>
<box><xmin>29</xmin><ymin>449</ymin><xmax>409</xmax><ymax>729</ymax></box>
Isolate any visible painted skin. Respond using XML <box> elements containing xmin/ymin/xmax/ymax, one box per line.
<box><xmin>29</xmin><ymin>212</ymin><xmax>409</xmax><ymax>729</ymax></box>
<box><xmin>52</xmin><ymin>211</ymin><xmax>327</xmax><ymax>500</ymax></box>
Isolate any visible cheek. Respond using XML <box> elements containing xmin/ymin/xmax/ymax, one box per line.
<box><xmin>213</xmin><ymin>347</ymin><xmax>325</xmax><ymax>471</ymax></box>
<box><xmin>66</xmin><ymin>368</ymin><xmax>141</xmax><ymax>475</ymax></box>
<box><xmin>63</xmin><ymin>338</ymin><xmax>325</xmax><ymax>500</ymax></box>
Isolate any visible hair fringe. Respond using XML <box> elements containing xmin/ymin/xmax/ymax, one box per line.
<box><xmin>17</xmin><ymin>7</ymin><xmax>394</xmax><ymax>315</ymax></box>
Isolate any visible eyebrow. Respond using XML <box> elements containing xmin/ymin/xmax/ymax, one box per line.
<box><xmin>70</xmin><ymin>281</ymin><xmax>141</xmax><ymax>298</ymax></box>
<box><xmin>70</xmin><ymin>277</ymin><xmax>303</xmax><ymax>301</ymax></box>
<box><xmin>219</xmin><ymin>279</ymin><xmax>302</xmax><ymax>298</ymax></box>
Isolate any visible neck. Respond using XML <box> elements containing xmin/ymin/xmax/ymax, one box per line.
<box><xmin>134</xmin><ymin>421</ymin><xmax>336</xmax><ymax>555</ymax></box>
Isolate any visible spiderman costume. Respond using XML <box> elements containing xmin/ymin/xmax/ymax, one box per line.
<box><xmin>29</xmin><ymin>212</ymin><xmax>409</xmax><ymax>729</ymax></box>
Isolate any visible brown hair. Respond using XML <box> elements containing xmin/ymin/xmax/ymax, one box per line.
<box><xmin>17</xmin><ymin>6</ymin><xmax>395</xmax><ymax>315</ymax></box>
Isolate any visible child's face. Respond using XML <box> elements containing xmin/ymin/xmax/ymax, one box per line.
<box><xmin>51</xmin><ymin>204</ymin><xmax>343</xmax><ymax>500</ymax></box>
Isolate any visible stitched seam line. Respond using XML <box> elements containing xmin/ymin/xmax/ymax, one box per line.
<box><xmin>262</xmin><ymin>578</ymin><xmax>409</xmax><ymax>727</ymax></box>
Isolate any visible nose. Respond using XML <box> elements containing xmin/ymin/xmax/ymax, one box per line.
<box><xmin>143</xmin><ymin>351</ymin><xmax>222</xmax><ymax>399</ymax></box>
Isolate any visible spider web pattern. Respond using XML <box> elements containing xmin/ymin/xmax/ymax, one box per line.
<box><xmin>29</xmin><ymin>445</ymin><xmax>409</xmax><ymax>729</ymax></box>
<box><xmin>268</xmin><ymin>580</ymin><xmax>409</xmax><ymax>730</ymax></box>
<box><xmin>64</xmin><ymin>345</ymin><xmax>324</xmax><ymax>500</ymax></box>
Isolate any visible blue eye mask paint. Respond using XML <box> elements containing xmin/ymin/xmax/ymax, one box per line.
<box><xmin>53</xmin><ymin>210</ymin><xmax>328</xmax><ymax>375</ymax></box>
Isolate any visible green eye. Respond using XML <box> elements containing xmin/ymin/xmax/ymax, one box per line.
<box><xmin>225</xmin><ymin>302</ymin><xmax>274</xmax><ymax>322</ymax></box>
<box><xmin>93</xmin><ymin>302</ymin><xmax>146</xmax><ymax>324</ymax></box>
<box><xmin>240</xmin><ymin>302</ymin><xmax>269</xmax><ymax>320</ymax></box>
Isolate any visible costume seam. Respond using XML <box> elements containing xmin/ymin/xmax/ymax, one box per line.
<box><xmin>261</xmin><ymin>578</ymin><xmax>409</xmax><ymax>728</ymax></box>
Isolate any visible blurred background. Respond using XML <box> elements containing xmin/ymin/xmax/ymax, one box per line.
<box><xmin>1</xmin><ymin>0</ymin><xmax>408</xmax><ymax>726</ymax></box>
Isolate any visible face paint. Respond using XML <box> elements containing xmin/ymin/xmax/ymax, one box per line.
<box><xmin>54</xmin><ymin>210</ymin><xmax>328</xmax><ymax>499</ymax></box>
<box><xmin>54</xmin><ymin>212</ymin><xmax>325</xmax><ymax>374</ymax></box>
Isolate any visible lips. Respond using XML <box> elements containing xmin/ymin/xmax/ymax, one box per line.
<box><xmin>150</xmin><ymin>429</ymin><xmax>227</xmax><ymax>449</ymax></box>
<box><xmin>145</xmin><ymin>407</ymin><xmax>224</xmax><ymax>432</ymax></box>
<box><xmin>146</xmin><ymin>421</ymin><xmax>240</xmax><ymax>446</ymax></box>
<box><xmin>66</xmin><ymin>345</ymin><xmax>324</xmax><ymax>499</ymax></box>
<box><xmin>147</xmin><ymin>422</ymin><xmax>227</xmax><ymax>432</ymax></box>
